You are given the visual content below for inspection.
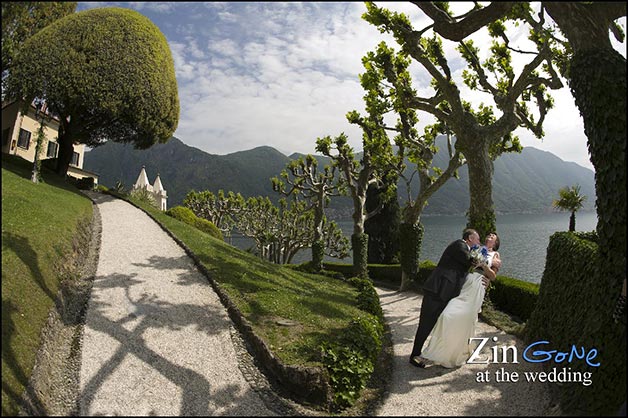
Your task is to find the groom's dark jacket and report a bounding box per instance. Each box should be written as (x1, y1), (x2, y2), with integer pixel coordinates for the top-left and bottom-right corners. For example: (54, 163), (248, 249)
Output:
(423, 239), (473, 302)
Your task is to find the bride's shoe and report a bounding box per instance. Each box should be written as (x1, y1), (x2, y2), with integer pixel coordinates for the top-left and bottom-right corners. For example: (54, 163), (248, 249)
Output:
(409, 356), (427, 368)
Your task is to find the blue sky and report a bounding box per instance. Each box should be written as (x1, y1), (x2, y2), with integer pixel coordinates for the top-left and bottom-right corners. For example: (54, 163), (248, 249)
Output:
(78, 2), (627, 170)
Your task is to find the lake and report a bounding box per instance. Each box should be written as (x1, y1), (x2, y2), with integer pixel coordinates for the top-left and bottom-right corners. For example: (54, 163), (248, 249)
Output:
(230, 211), (599, 284)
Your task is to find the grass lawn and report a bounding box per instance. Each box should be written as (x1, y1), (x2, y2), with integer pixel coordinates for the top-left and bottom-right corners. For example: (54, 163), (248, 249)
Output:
(1, 154), (93, 416)
(127, 196), (366, 367)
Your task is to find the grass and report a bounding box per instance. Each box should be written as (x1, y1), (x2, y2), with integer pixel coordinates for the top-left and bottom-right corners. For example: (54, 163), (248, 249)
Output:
(126, 195), (366, 367)
(1, 154), (93, 416)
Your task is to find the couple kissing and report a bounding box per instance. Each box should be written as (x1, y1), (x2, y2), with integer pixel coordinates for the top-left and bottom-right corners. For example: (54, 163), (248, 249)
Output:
(409, 228), (502, 369)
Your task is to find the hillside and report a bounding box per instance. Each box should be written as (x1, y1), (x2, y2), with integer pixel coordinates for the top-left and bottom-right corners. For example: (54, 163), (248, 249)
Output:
(83, 137), (596, 215)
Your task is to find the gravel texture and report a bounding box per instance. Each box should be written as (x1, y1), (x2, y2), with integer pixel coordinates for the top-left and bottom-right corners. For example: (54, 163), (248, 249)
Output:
(21, 191), (557, 416)
(78, 193), (277, 416)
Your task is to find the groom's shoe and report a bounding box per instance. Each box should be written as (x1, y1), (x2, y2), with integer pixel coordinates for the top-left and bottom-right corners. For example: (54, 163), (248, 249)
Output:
(409, 356), (427, 368)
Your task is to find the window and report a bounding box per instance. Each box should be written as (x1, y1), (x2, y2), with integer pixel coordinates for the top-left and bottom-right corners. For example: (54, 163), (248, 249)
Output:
(70, 151), (80, 167)
(46, 141), (59, 158)
(17, 129), (31, 149)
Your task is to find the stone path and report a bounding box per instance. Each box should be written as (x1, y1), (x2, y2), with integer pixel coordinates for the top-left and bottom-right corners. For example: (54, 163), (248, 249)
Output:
(79, 193), (275, 416)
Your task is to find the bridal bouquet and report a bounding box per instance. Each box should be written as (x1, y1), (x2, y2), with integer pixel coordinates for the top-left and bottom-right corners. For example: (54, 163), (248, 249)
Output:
(469, 245), (489, 268)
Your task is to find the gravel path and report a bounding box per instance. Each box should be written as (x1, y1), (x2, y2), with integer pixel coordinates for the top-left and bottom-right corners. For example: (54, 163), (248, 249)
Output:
(79, 194), (275, 416)
(373, 287), (553, 416)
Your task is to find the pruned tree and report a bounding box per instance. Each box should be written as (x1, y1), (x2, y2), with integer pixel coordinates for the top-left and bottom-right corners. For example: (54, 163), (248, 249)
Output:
(183, 189), (244, 241)
(6, 7), (179, 176)
(407, 0), (626, 282)
(221, 195), (349, 265)
(552, 184), (587, 232)
(1, 2), (76, 96)
(356, 41), (465, 290)
(237, 196), (281, 262)
(271, 155), (342, 272)
(363, 2), (564, 240)
(315, 131), (395, 278)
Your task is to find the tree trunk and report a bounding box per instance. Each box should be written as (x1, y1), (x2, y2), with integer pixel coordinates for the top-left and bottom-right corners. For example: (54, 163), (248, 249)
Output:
(569, 48), (626, 272)
(311, 203), (325, 272)
(463, 140), (496, 240)
(56, 134), (74, 177)
(399, 221), (423, 291)
(569, 212), (576, 232)
(351, 193), (369, 278)
(352, 233), (369, 278)
(542, 5), (626, 414)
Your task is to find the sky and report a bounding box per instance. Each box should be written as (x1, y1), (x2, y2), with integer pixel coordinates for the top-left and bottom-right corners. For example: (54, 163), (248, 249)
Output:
(78, 2), (627, 171)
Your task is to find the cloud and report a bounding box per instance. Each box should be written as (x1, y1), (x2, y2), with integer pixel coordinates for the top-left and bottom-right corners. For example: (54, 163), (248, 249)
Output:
(76, 2), (625, 171)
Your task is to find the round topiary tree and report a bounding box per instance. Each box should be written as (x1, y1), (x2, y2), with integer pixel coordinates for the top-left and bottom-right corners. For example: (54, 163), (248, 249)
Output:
(7, 7), (179, 176)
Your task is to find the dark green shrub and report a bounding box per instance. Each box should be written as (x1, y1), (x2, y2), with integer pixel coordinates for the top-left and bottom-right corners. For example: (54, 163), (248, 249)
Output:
(416, 260), (437, 286)
(489, 275), (539, 321)
(167, 206), (222, 240)
(96, 184), (109, 192)
(525, 232), (625, 415)
(346, 276), (383, 319)
(166, 206), (197, 223)
(320, 314), (384, 409)
(323, 262), (354, 278)
(399, 222), (423, 281)
(193, 217), (223, 240)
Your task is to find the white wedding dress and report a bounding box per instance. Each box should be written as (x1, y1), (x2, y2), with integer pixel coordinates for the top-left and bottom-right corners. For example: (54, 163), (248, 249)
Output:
(421, 252), (495, 368)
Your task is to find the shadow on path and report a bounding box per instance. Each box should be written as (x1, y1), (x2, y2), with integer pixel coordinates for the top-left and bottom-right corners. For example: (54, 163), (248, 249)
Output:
(375, 287), (551, 416)
(80, 256), (272, 415)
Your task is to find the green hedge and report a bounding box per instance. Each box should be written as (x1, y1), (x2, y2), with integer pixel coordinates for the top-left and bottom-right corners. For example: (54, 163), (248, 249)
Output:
(489, 275), (539, 321)
(323, 261), (539, 321)
(525, 231), (626, 415)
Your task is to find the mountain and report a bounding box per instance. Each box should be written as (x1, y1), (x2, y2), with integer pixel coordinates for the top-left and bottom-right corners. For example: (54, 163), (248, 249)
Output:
(83, 136), (596, 216)
(83, 137), (290, 208)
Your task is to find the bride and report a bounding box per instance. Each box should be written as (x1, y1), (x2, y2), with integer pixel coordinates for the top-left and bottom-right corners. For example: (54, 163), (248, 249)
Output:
(421, 232), (502, 368)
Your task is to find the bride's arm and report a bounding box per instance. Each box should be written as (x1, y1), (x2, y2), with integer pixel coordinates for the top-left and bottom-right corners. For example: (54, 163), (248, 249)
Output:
(477, 260), (497, 282)
(489, 252), (501, 277)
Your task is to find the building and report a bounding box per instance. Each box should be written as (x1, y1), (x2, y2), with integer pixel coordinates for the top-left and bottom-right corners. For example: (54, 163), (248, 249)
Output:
(132, 166), (168, 211)
(1, 99), (99, 185)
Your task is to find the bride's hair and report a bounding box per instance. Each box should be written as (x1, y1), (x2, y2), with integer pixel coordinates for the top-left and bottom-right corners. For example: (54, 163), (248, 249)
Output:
(488, 232), (500, 251)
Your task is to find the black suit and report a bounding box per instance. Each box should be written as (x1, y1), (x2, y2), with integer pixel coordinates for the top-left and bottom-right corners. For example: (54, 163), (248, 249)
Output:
(410, 239), (472, 358)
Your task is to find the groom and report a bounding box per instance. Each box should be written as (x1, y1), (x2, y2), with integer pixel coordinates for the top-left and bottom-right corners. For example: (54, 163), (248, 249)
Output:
(409, 228), (481, 368)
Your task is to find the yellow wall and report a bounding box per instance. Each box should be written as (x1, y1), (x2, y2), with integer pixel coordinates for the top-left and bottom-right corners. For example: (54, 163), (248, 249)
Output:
(1, 101), (85, 169)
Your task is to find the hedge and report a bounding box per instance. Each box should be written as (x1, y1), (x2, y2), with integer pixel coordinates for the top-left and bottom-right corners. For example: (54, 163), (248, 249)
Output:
(525, 231), (625, 415)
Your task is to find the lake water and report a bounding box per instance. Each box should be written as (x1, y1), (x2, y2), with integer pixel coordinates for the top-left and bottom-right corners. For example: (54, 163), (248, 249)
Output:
(230, 211), (598, 284)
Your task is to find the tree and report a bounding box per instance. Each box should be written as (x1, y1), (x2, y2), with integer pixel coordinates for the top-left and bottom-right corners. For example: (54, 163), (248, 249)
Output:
(363, 2), (564, 240)
(1, 2), (76, 96)
(244, 198), (349, 265)
(414, 2), (626, 414)
(552, 185), (587, 232)
(6, 7), (179, 177)
(365, 181), (400, 264)
(183, 189), (244, 241)
(272, 155), (342, 272)
(357, 42), (466, 290)
(316, 131), (395, 278)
